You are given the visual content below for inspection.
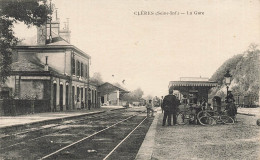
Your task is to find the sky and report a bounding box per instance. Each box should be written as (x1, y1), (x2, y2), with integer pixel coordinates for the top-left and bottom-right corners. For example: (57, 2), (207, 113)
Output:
(14, 0), (260, 97)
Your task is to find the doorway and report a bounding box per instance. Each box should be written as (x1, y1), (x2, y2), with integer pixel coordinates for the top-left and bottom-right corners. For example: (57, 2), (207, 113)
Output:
(53, 83), (57, 111)
(66, 85), (69, 110)
(101, 96), (104, 104)
(72, 86), (75, 109)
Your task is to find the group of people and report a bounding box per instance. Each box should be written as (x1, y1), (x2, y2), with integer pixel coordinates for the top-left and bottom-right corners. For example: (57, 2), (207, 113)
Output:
(161, 90), (180, 126)
(145, 90), (237, 126)
(76, 98), (92, 110)
(212, 93), (237, 119)
(145, 90), (180, 126)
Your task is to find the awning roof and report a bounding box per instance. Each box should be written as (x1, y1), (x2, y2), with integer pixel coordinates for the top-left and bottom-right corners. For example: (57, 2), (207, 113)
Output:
(169, 81), (218, 88)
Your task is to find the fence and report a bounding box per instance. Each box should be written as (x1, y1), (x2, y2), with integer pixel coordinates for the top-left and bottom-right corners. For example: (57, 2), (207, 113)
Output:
(234, 95), (259, 108)
(0, 99), (50, 116)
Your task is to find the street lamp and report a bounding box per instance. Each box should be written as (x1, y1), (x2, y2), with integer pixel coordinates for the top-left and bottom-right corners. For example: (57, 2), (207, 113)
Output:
(224, 70), (232, 97)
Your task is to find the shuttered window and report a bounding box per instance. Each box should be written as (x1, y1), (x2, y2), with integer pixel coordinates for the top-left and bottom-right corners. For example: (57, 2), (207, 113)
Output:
(81, 63), (83, 77)
(77, 60), (80, 76)
(85, 64), (88, 78)
(72, 57), (75, 75)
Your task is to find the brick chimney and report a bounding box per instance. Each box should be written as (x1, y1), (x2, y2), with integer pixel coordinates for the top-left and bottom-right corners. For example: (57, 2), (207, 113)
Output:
(59, 18), (71, 43)
(37, 23), (47, 45)
(37, 8), (60, 45)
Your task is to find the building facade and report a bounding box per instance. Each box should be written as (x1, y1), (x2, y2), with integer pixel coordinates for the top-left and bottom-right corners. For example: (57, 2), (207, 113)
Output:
(0, 15), (99, 115)
(99, 82), (128, 106)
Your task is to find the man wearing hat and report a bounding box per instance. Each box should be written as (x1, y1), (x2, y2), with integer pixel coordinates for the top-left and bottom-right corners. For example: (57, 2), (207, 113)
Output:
(146, 99), (154, 117)
(162, 90), (179, 126)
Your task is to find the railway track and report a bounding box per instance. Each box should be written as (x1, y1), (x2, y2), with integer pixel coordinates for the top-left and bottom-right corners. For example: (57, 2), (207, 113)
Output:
(0, 108), (153, 160)
(0, 110), (122, 137)
(0, 111), (124, 150)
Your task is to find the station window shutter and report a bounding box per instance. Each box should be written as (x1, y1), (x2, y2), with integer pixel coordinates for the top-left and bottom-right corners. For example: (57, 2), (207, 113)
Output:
(72, 58), (75, 75)
(77, 61), (80, 76)
(85, 64), (88, 78)
(81, 63), (83, 77)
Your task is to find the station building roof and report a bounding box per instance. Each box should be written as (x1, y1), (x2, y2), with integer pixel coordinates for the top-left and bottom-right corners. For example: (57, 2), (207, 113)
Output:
(15, 31), (91, 59)
(98, 82), (129, 96)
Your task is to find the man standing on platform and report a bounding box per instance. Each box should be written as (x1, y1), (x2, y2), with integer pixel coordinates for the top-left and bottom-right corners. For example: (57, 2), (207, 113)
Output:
(146, 100), (154, 117)
(162, 90), (178, 126)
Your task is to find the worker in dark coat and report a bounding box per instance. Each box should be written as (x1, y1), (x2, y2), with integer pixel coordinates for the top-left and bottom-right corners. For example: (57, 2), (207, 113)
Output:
(162, 90), (179, 126)
(225, 96), (237, 120)
(172, 95), (180, 124)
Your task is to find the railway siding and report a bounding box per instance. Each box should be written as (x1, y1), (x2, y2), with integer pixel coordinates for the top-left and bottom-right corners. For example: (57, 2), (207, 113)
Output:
(0, 107), (154, 160)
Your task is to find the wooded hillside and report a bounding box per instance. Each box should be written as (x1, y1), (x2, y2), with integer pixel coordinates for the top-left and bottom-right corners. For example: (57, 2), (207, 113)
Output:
(209, 44), (259, 101)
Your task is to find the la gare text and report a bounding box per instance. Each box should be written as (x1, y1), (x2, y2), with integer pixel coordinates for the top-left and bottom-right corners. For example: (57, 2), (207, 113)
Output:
(134, 11), (205, 16)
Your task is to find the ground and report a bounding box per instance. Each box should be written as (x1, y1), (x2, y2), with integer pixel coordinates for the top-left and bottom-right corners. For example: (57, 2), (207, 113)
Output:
(151, 113), (260, 160)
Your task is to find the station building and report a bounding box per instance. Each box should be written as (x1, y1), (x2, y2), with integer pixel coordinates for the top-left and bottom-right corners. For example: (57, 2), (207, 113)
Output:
(98, 82), (129, 106)
(0, 15), (99, 115)
(168, 77), (218, 104)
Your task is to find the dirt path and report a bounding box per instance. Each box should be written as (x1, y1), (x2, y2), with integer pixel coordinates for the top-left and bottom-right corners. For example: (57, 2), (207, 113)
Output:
(152, 114), (260, 160)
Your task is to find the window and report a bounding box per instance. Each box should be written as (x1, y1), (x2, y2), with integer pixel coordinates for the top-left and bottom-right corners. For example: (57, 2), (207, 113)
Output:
(77, 87), (80, 102)
(85, 64), (88, 78)
(72, 57), (75, 75)
(81, 88), (83, 101)
(81, 62), (83, 77)
(77, 60), (80, 76)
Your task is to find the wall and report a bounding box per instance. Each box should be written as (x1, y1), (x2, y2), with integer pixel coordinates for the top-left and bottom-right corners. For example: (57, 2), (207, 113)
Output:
(108, 92), (118, 105)
(20, 80), (45, 99)
(52, 77), (70, 111)
(108, 92), (117, 101)
(4, 76), (15, 94)
(72, 50), (89, 80)
(17, 51), (66, 74)
(65, 50), (71, 75)
(59, 31), (70, 43)
(12, 48), (92, 112)
(36, 52), (66, 73)
(88, 84), (98, 108)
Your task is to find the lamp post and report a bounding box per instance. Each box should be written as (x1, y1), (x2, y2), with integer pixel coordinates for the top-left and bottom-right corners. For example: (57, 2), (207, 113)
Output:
(224, 70), (232, 98)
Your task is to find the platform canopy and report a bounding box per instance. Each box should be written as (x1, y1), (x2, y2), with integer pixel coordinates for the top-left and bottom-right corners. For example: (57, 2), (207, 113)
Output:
(169, 81), (217, 88)
(168, 78), (218, 102)
(170, 80), (217, 93)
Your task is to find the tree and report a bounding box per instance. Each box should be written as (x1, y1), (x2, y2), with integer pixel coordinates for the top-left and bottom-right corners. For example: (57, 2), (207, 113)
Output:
(0, 0), (51, 83)
(121, 93), (135, 102)
(209, 43), (259, 101)
(132, 88), (144, 100)
(216, 90), (225, 101)
(90, 72), (104, 85)
(121, 87), (144, 102)
(144, 95), (153, 101)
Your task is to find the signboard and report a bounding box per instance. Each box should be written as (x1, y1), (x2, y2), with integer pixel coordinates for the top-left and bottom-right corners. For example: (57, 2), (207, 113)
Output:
(21, 76), (50, 80)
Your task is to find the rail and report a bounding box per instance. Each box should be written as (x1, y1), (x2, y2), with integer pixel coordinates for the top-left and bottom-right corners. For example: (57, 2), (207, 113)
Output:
(39, 113), (145, 160)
